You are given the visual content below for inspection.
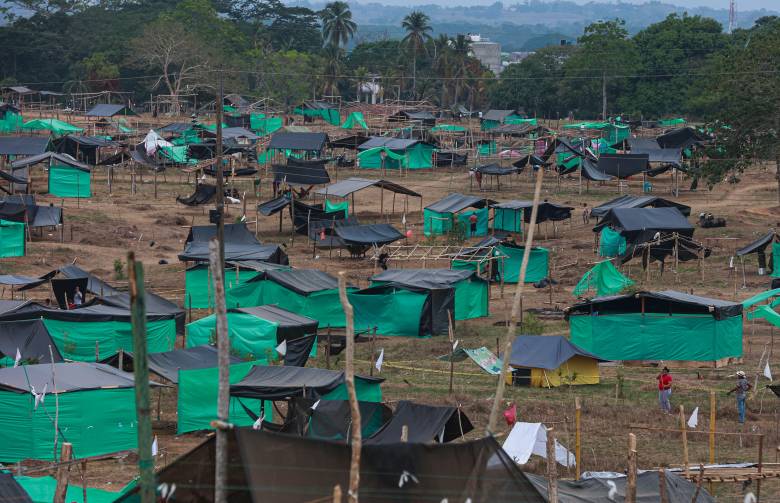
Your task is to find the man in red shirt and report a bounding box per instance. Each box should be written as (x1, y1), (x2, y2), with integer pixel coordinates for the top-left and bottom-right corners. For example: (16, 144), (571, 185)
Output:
(657, 367), (672, 413)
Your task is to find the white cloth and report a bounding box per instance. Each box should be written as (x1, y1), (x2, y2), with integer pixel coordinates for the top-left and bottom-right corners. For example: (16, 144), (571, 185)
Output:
(764, 362), (773, 381)
(143, 130), (172, 156)
(275, 339), (287, 357)
(13, 348), (21, 367)
(502, 422), (576, 468)
(375, 348), (384, 373)
(687, 407), (699, 429)
(151, 435), (158, 456)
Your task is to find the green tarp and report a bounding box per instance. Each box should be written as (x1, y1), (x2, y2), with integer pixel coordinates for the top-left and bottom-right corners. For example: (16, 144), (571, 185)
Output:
(497, 245), (549, 284)
(658, 118), (686, 126)
(573, 260), (634, 297)
(505, 117), (538, 126)
(747, 305), (780, 328)
(431, 124), (466, 132)
(358, 144), (434, 170)
(321, 377), (383, 402)
(0, 219), (25, 258)
(481, 120), (500, 131)
(599, 227), (626, 258)
(456, 207), (489, 238)
(570, 312), (743, 361)
(159, 145), (194, 164)
(453, 277), (489, 320)
(42, 318), (176, 361)
(170, 129), (201, 146)
(423, 208), (453, 236)
(478, 141), (497, 156)
(350, 289), (429, 337)
(48, 164), (90, 198)
(185, 265), (259, 309)
(187, 312), (279, 362)
(22, 119), (83, 136)
(773, 243), (780, 277)
(493, 207), (522, 233)
(0, 111), (23, 133)
(325, 199), (349, 218)
(0, 388), (137, 461)
(341, 112), (368, 130)
(16, 475), (127, 503)
(295, 107), (340, 126)
(742, 288), (780, 308)
(177, 361), (269, 434)
(251, 115), (283, 136)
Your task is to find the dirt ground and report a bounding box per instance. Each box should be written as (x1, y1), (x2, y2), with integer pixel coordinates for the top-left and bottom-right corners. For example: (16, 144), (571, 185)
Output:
(2, 120), (780, 501)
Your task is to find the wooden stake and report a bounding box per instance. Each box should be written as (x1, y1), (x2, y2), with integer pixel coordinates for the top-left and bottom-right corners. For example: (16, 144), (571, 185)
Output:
(338, 272), (361, 503)
(401, 425), (408, 442)
(658, 468), (668, 503)
(127, 254), (154, 503)
(332, 485), (342, 503)
(53, 442), (73, 503)
(709, 391), (716, 464)
(210, 238), (230, 503)
(679, 405), (689, 478)
(626, 433), (637, 503)
(692, 464), (705, 503)
(575, 397), (582, 480)
(546, 427), (558, 503)
(448, 310), (455, 395)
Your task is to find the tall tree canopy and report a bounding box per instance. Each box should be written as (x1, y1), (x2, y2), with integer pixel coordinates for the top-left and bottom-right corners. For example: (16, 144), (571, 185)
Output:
(319, 1), (357, 48)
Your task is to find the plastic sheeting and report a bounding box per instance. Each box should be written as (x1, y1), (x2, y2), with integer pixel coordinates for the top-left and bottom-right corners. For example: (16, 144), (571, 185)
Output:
(0, 319), (62, 363)
(341, 111), (368, 129)
(591, 195), (691, 219)
(15, 475), (125, 503)
(349, 286), (433, 337)
(599, 227), (627, 258)
(502, 422), (576, 467)
(497, 244), (549, 284)
(0, 219), (24, 257)
(48, 165), (90, 198)
(573, 260), (634, 297)
(365, 400), (473, 444)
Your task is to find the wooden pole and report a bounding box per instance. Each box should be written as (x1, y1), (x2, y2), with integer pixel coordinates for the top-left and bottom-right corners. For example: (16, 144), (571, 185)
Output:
(448, 310), (455, 395)
(709, 391), (716, 465)
(332, 485), (342, 503)
(679, 405), (689, 478)
(128, 253), (154, 503)
(486, 164), (544, 434)
(338, 272), (361, 503)
(575, 397), (582, 480)
(626, 433), (637, 503)
(692, 464), (705, 503)
(658, 468), (668, 503)
(758, 434), (764, 502)
(53, 442), (73, 503)
(210, 238), (230, 503)
(546, 427), (558, 503)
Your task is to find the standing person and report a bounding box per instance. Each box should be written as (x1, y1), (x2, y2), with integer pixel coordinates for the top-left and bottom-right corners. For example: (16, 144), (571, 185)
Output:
(73, 286), (83, 306)
(727, 370), (752, 424)
(657, 367), (672, 413)
(582, 203), (590, 224)
(469, 213), (478, 236)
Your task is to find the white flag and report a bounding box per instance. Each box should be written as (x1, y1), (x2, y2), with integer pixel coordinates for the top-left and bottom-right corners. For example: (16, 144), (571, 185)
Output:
(13, 348), (21, 367)
(275, 339), (287, 357)
(402, 214), (407, 226)
(311, 400), (320, 410)
(152, 435), (158, 457)
(252, 414), (265, 430)
(765, 362), (773, 381)
(33, 383), (47, 410)
(452, 340), (459, 351)
(687, 407), (699, 429)
(375, 348), (385, 373)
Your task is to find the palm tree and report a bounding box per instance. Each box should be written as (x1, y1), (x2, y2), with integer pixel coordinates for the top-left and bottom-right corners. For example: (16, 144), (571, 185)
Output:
(401, 10), (432, 99)
(320, 1), (357, 48)
(449, 34), (472, 107)
(322, 45), (344, 96)
(432, 34), (451, 106)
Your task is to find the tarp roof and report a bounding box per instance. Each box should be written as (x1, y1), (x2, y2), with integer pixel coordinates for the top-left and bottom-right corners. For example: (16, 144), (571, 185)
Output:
(372, 268), (478, 290)
(202, 127), (259, 141)
(737, 231), (777, 256)
(488, 123), (541, 136)
(257, 195), (290, 216)
(3, 86), (35, 94)
(57, 264), (118, 296)
(656, 127), (706, 149)
(390, 110), (437, 120)
(0, 196), (62, 228)
(265, 269), (339, 295)
(0, 302), (177, 323)
(473, 163), (520, 176)
(0, 362), (146, 394)
(426, 193), (490, 213)
(0, 300), (30, 317)
(482, 109), (515, 121)
(596, 207), (692, 234)
(156, 122), (192, 134)
(491, 200), (574, 223)
(0, 319), (62, 364)
(233, 305), (318, 331)
(0, 169), (27, 184)
(54, 135), (119, 148)
(84, 104), (136, 117)
(597, 153), (649, 179)
(581, 158), (613, 181)
(314, 177), (421, 198)
(0, 274), (46, 287)
(329, 134), (369, 150)
(569, 290), (742, 319)
(591, 195), (691, 218)
(365, 400), (473, 444)
(147, 345), (242, 383)
(179, 223), (288, 264)
(357, 136), (427, 151)
(230, 365), (382, 400)
(176, 183), (216, 206)
(0, 473), (32, 503)
(509, 335), (606, 370)
(272, 158), (330, 186)
(334, 223), (405, 247)
(628, 137), (682, 164)
(10, 151), (89, 170)
(268, 132), (328, 152)
(0, 136), (50, 156)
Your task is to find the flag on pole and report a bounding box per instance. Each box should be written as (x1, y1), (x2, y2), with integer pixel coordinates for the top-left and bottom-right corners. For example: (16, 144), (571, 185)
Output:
(13, 348), (21, 367)
(275, 339), (287, 357)
(765, 362), (773, 381)
(152, 436), (159, 457)
(687, 407), (699, 429)
(375, 348), (385, 373)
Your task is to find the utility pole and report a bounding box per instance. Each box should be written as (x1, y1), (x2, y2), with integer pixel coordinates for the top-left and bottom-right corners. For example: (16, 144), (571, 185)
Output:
(128, 253), (154, 503)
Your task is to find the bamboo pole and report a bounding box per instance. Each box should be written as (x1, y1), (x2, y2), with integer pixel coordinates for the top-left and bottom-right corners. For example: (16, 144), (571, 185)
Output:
(128, 253), (154, 503)
(448, 310), (455, 395)
(487, 166), (544, 434)
(709, 391), (716, 464)
(692, 464), (705, 502)
(546, 427), (558, 503)
(658, 469), (668, 503)
(338, 272), (361, 503)
(626, 433), (637, 503)
(53, 442), (73, 503)
(679, 405), (689, 478)
(575, 397), (582, 480)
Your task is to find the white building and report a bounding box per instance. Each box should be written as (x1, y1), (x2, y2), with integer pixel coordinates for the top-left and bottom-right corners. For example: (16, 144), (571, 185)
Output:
(468, 34), (502, 75)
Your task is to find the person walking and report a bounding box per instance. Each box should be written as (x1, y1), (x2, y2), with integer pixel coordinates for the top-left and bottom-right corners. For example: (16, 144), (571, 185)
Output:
(657, 367), (672, 413)
(727, 370), (752, 424)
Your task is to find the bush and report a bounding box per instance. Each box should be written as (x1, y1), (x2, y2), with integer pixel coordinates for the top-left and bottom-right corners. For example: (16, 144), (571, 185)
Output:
(114, 259), (125, 280)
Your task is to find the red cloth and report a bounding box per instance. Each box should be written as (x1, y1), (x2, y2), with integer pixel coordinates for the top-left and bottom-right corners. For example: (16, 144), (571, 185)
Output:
(503, 403), (517, 426)
(469, 214), (478, 224)
(657, 374), (672, 390)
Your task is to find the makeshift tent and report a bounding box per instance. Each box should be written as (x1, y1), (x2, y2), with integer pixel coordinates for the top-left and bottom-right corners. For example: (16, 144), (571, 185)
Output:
(481, 109), (518, 130)
(333, 223), (404, 249)
(187, 306), (317, 362)
(495, 243), (550, 283)
(176, 183), (216, 206)
(736, 231), (779, 275)
(568, 291), (743, 362)
(573, 260), (634, 297)
(357, 137), (435, 170)
(657, 127), (706, 149)
(53, 135), (119, 165)
(0, 363), (155, 461)
(272, 158), (330, 186)
(365, 400), (473, 444)
(298, 399), (393, 441)
(341, 111), (368, 129)
(179, 223), (288, 264)
(314, 177), (421, 200)
(294, 101), (340, 125)
(14, 474), (130, 503)
(591, 194), (691, 219)
(508, 336), (605, 387)
(599, 226), (627, 257)
(424, 193), (491, 237)
(267, 132), (328, 154)
(0, 219), (24, 257)
(184, 262), (278, 309)
(85, 104), (136, 117)
(627, 137), (683, 165)
(49, 161), (91, 198)
(0, 319), (62, 365)
(22, 119), (83, 136)
(371, 268), (488, 320)
(0, 195), (61, 229)
(596, 153), (650, 178)
(491, 200), (573, 233)
(595, 207), (694, 262)
(250, 114), (283, 136)
(0, 136), (50, 156)
(503, 422), (576, 467)
(230, 365), (383, 402)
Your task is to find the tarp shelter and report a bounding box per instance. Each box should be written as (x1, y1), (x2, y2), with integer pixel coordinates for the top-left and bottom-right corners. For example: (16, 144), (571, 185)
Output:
(333, 223), (405, 250)
(268, 132), (328, 155)
(0, 219), (24, 257)
(296, 399), (393, 441)
(591, 194), (691, 219)
(495, 242), (550, 284)
(573, 260), (634, 297)
(22, 119), (83, 136)
(0, 136), (50, 156)
(580, 158), (614, 181)
(491, 200), (573, 233)
(0, 362), (157, 461)
(596, 153), (650, 179)
(329, 133), (369, 150)
(314, 177), (421, 200)
(272, 158), (330, 186)
(187, 305), (318, 362)
(176, 183), (216, 206)
(502, 422), (576, 467)
(0, 473), (32, 503)
(184, 261), (288, 309)
(371, 268), (489, 320)
(250, 114), (283, 136)
(508, 335), (605, 387)
(0, 319), (62, 365)
(388, 110), (437, 126)
(48, 156), (90, 198)
(481, 109), (521, 130)
(527, 471), (715, 503)
(84, 104), (136, 117)
(737, 231), (779, 276)
(230, 365), (383, 402)
(657, 127), (706, 150)
(628, 137), (683, 165)
(357, 137), (435, 170)
(424, 193), (491, 237)
(341, 111), (368, 129)
(568, 291), (743, 362)
(53, 135), (119, 165)
(294, 101), (340, 126)
(0, 303), (177, 362)
(13, 474), (129, 503)
(364, 400), (473, 444)
(178, 223), (289, 264)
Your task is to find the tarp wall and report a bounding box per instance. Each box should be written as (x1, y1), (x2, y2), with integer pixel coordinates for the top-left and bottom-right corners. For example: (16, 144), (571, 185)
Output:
(599, 227), (627, 258)
(48, 165), (90, 198)
(187, 312), (278, 362)
(349, 289), (429, 337)
(185, 266), (258, 309)
(494, 207), (522, 233)
(423, 208), (453, 236)
(0, 219), (25, 257)
(498, 245), (549, 283)
(457, 208), (489, 238)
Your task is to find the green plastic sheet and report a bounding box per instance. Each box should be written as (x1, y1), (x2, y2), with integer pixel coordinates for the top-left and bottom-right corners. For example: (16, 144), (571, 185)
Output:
(431, 124), (466, 132)
(505, 117), (538, 126)
(497, 245), (549, 284)
(49, 165), (90, 198)
(16, 475), (126, 503)
(22, 119), (83, 135)
(186, 312), (279, 362)
(251, 115), (283, 136)
(481, 120), (500, 131)
(742, 288), (780, 308)
(423, 208), (453, 236)
(493, 207), (522, 233)
(177, 361), (270, 434)
(0, 111), (23, 133)
(478, 141), (497, 156)
(0, 219), (24, 257)
(773, 243), (780, 278)
(159, 145), (194, 164)
(456, 207), (489, 238)
(42, 318), (176, 361)
(599, 227), (626, 257)
(325, 199), (349, 218)
(452, 277), (489, 320)
(341, 112), (368, 130)
(0, 388), (137, 461)
(321, 377), (383, 402)
(570, 312), (743, 361)
(573, 260), (634, 297)
(185, 265), (259, 309)
(295, 107), (340, 126)
(747, 304), (780, 328)
(358, 144), (434, 170)
(350, 288), (429, 337)
(658, 118), (686, 126)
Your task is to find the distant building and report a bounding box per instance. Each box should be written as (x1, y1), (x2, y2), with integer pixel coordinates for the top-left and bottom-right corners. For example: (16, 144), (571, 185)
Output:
(468, 34), (502, 75)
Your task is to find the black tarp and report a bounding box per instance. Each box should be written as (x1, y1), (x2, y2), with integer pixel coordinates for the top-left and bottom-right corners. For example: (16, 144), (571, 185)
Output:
(329, 134), (369, 150)
(0, 137), (50, 156)
(513, 154), (547, 170)
(333, 223), (404, 247)
(657, 127), (706, 149)
(0, 302), (177, 324)
(30, 205), (61, 227)
(0, 169), (27, 185)
(10, 151), (88, 171)
(492, 200), (574, 224)
(0, 300), (31, 317)
(314, 177), (420, 198)
(482, 109), (516, 122)
(304, 399), (393, 440)
(230, 365), (383, 400)
(268, 132), (328, 152)
(597, 153), (650, 179)
(265, 269), (339, 295)
(179, 223), (289, 264)
(148, 345), (241, 383)
(581, 158), (613, 181)
(426, 193), (490, 214)
(0, 473), (33, 503)
(365, 400), (473, 444)
(372, 268), (477, 289)
(51, 277), (88, 309)
(283, 334), (317, 367)
(591, 195), (691, 218)
(0, 319), (62, 364)
(156, 122), (192, 135)
(0, 201), (26, 222)
(595, 207), (693, 241)
(257, 195), (290, 216)
(235, 429), (546, 503)
(234, 305), (318, 342)
(53, 136), (119, 165)
(202, 166), (257, 178)
(129, 143), (163, 172)
(509, 335), (606, 369)
(358, 137), (430, 151)
(435, 151), (468, 166)
(176, 184), (217, 206)
(0, 274), (47, 288)
(0, 362), (147, 393)
(737, 231), (777, 256)
(57, 264), (119, 296)
(628, 137), (682, 165)
(568, 290), (742, 320)
(273, 158), (330, 186)
(473, 163), (520, 176)
(354, 283), (452, 336)
(85, 104), (136, 117)
(291, 200), (351, 236)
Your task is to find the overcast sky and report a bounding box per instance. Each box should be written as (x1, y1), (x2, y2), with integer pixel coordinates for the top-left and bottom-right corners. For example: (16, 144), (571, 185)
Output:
(370, 0), (776, 11)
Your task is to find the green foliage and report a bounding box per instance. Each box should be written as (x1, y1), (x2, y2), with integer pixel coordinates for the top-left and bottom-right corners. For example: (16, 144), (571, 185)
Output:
(519, 312), (545, 335)
(113, 259), (124, 280)
(320, 1), (357, 48)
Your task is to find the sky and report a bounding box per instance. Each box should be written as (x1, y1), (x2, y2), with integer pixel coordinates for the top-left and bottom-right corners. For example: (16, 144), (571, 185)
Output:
(370, 0), (776, 10)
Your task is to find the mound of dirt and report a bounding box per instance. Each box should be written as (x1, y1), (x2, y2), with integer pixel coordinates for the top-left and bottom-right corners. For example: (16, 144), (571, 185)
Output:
(155, 215), (188, 226)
